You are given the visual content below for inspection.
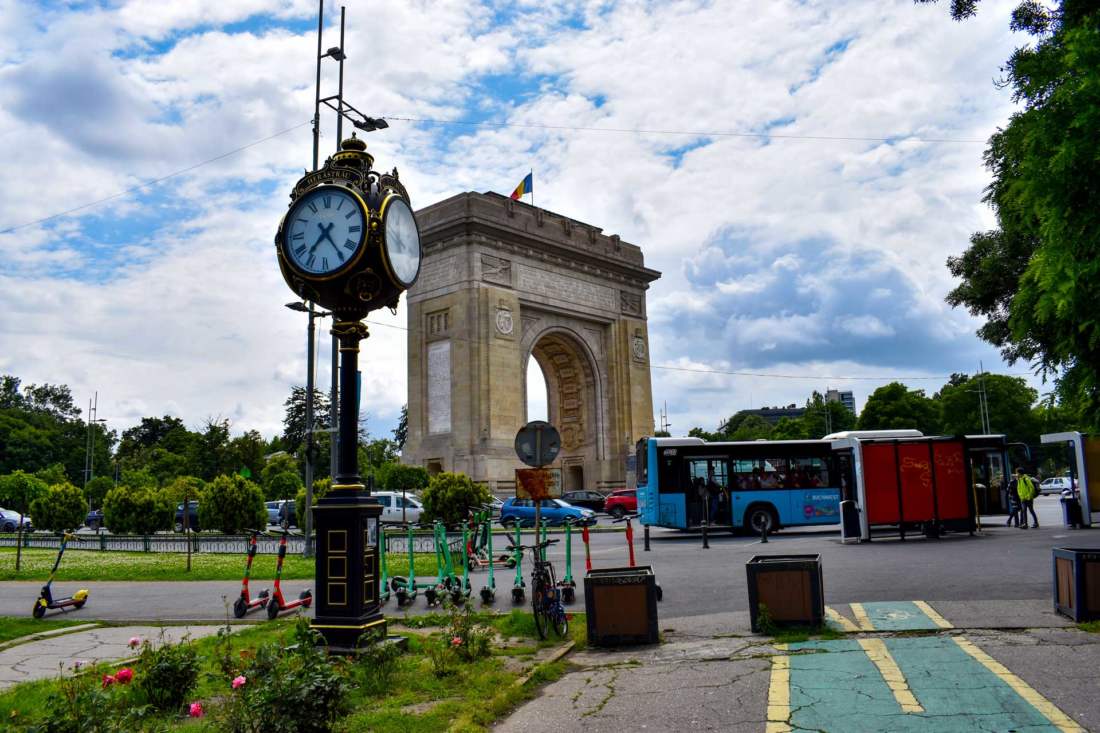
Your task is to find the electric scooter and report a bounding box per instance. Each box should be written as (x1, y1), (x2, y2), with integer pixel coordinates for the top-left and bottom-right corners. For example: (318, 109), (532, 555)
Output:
(378, 523), (391, 604)
(479, 509), (497, 604)
(391, 522), (436, 606)
(452, 522), (473, 605)
(613, 513), (662, 601)
(558, 517), (578, 603)
(33, 532), (89, 618)
(233, 530), (270, 618)
(510, 523), (526, 603)
(266, 528), (312, 619)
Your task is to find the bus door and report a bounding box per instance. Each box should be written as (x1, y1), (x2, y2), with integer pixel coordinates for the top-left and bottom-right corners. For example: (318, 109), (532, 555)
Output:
(684, 457), (728, 526)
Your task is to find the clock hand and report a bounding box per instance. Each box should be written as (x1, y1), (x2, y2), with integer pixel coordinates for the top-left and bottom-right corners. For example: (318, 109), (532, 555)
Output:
(320, 222), (337, 247)
(309, 222), (335, 254)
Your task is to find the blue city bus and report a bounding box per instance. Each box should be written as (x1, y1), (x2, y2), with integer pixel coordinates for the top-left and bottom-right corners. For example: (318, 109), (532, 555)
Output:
(635, 437), (852, 532)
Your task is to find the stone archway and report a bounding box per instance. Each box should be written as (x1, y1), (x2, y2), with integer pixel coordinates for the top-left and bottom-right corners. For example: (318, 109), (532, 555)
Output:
(403, 191), (660, 493)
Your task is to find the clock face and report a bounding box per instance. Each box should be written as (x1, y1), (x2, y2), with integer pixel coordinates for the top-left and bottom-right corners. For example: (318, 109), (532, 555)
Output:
(381, 196), (421, 286)
(283, 187), (365, 276)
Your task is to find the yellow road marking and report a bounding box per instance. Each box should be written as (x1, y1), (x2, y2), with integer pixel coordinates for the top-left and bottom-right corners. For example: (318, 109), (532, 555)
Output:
(766, 643), (792, 733)
(825, 605), (859, 632)
(850, 602), (874, 631)
(913, 600), (953, 629)
(952, 637), (1085, 733)
(858, 638), (924, 713)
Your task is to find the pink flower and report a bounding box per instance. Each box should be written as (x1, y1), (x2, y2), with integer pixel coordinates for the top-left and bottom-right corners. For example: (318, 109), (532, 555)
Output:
(71, 660), (85, 671)
(102, 674), (116, 688)
(232, 675), (247, 689)
(450, 636), (462, 647)
(128, 636), (141, 649)
(115, 668), (133, 684)
(189, 702), (204, 718)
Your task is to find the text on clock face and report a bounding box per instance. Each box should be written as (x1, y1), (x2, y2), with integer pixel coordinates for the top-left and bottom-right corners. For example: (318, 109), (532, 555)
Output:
(287, 188), (364, 274)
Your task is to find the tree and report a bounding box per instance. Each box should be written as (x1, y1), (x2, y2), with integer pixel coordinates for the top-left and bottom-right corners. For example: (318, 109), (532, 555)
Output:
(281, 386), (332, 457)
(379, 463), (430, 494)
(228, 430), (267, 482)
(30, 482), (87, 533)
(729, 415), (773, 441)
(35, 463), (68, 487)
(420, 472), (490, 527)
(120, 468), (158, 490)
(266, 471), (303, 501)
(393, 404), (408, 450)
(295, 476), (331, 524)
(162, 476), (205, 505)
(858, 383), (941, 435)
(102, 484), (172, 535)
(801, 393), (857, 439)
(84, 475), (114, 510)
(920, 0), (1100, 429)
(771, 417), (809, 440)
(937, 373), (1039, 442)
(261, 453), (300, 489)
(199, 475), (266, 534)
(0, 470), (47, 570)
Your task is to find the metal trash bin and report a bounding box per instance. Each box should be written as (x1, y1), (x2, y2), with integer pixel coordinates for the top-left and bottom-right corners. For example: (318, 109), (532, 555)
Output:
(840, 500), (860, 544)
(746, 554), (824, 633)
(1061, 493), (1084, 529)
(1053, 547), (1100, 621)
(584, 566), (659, 646)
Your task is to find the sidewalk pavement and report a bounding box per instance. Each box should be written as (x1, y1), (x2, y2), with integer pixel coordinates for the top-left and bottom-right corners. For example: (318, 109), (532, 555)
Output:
(0, 625), (225, 691)
(498, 599), (1100, 733)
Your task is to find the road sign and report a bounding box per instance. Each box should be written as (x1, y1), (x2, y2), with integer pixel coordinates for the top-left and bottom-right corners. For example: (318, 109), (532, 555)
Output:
(514, 421), (561, 468)
(515, 468), (563, 501)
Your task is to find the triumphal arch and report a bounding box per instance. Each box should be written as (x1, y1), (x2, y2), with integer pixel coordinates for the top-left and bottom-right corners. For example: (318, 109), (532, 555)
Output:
(402, 192), (660, 493)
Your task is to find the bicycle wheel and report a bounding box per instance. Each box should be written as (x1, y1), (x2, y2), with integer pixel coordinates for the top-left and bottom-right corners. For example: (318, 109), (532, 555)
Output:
(532, 591), (548, 639)
(552, 603), (569, 638)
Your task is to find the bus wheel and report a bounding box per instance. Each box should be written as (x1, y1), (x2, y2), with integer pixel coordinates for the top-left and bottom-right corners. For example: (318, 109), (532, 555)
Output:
(745, 506), (776, 535)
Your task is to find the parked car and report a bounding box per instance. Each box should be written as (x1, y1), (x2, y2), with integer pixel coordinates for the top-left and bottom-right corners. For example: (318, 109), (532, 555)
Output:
(175, 501), (200, 532)
(603, 489), (637, 518)
(85, 510), (105, 531)
(499, 498), (596, 527)
(561, 490), (607, 512)
(374, 491), (423, 524)
(487, 495), (505, 517)
(1040, 476), (1075, 496)
(265, 501), (282, 526)
(0, 508), (32, 533)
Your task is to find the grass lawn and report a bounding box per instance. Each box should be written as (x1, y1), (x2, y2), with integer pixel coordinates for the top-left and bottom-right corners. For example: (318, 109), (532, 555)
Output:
(0, 548), (437, 582)
(0, 608), (582, 732)
(0, 616), (94, 646)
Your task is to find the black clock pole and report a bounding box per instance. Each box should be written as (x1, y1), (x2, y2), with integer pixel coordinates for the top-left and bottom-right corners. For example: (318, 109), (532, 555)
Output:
(310, 318), (385, 650)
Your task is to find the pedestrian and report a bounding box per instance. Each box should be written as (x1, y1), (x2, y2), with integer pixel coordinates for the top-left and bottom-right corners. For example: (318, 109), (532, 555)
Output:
(1015, 468), (1039, 529)
(1005, 474), (1021, 528)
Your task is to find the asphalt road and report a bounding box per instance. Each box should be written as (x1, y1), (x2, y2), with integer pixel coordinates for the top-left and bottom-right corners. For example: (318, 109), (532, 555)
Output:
(1, 496), (1091, 622)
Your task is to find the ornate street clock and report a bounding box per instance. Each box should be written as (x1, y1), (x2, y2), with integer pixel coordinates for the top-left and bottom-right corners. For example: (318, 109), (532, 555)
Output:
(275, 134), (420, 651)
(276, 134), (421, 320)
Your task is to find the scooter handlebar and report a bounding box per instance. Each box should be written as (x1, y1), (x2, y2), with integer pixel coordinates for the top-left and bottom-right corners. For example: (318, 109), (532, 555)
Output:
(611, 514), (638, 524)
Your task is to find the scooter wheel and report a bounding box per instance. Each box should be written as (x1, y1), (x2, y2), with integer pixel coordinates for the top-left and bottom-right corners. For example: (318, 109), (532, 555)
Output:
(451, 590), (464, 606)
(73, 599), (87, 610)
(32, 601), (45, 619)
(480, 587), (495, 605)
(390, 576), (407, 593)
(562, 587), (575, 604)
(424, 588), (438, 607)
(512, 588), (525, 604)
(395, 590), (408, 607)
(233, 597), (248, 619)
(299, 590), (312, 606)
(267, 599), (280, 620)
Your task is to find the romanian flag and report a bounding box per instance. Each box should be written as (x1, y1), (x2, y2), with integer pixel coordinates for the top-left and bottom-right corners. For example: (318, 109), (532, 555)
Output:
(510, 172), (533, 200)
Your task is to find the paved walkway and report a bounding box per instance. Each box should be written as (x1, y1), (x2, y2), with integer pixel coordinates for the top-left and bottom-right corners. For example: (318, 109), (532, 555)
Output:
(0, 624), (225, 691)
(498, 599), (1099, 733)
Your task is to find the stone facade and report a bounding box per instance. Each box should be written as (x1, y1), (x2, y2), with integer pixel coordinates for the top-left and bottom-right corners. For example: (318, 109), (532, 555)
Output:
(404, 192), (660, 493)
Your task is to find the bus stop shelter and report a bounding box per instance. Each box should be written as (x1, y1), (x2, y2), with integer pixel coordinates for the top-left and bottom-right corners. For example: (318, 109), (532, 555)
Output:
(1040, 431), (1099, 528)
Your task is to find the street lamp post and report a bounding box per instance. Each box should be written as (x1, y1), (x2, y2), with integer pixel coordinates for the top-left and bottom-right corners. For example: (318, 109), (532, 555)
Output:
(286, 300), (331, 558)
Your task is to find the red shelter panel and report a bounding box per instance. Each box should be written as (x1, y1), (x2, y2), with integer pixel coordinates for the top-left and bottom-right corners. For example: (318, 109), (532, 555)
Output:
(861, 443), (900, 525)
(933, 441), (969, 520)
(898, 443), (934, 523)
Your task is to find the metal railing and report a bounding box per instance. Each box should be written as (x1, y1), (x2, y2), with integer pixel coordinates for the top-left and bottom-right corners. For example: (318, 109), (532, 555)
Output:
(0, 531), (461, 555)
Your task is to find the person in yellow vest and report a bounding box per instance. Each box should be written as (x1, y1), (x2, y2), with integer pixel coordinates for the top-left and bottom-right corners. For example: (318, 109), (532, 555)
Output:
(1013, 468), (1039, 529)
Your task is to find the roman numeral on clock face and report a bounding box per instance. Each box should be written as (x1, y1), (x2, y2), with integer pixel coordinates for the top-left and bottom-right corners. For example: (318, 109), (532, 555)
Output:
(322, 256), (329, 270)
(307, 202), (318, 214)
(323, 196), (331, 209)
(306, 254), (316, 268)
(291, 231), (304, 240)
(345, 210), (356, 220)
(344, 239), (357, 250)
(348, 225), (360, 233)
(294, 245), (307, 256)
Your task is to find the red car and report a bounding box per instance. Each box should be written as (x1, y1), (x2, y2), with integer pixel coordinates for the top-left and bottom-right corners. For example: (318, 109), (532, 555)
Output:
(604, 489), (637, 518)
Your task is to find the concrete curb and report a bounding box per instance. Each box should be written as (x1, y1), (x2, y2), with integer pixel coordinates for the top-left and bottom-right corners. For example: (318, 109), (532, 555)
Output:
(514, 640), (576, 687)
(0, 622), (101, 652)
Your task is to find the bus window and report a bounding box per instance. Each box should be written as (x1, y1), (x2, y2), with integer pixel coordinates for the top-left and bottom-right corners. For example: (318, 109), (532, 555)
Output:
(636, 440), (649, 486)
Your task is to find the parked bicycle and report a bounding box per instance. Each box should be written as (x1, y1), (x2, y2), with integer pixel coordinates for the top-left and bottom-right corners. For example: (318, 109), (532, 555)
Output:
(508, 537), (568, 639)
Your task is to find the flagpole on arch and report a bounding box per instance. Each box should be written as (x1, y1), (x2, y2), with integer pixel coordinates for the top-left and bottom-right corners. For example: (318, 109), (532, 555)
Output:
(529, 169), (534, 207)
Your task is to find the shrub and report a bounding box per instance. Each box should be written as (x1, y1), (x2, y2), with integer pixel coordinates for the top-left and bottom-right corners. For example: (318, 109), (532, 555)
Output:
(134, 637), (201, 713)
(83, 476), (114, 511)
(443, 598), (493, 662)
(354, 631), (404, 693)
(421, 472), (491, 527)
(33, 665), (154, 733)
(119, 468), (158, 490)
(30, 482), (87, 533)
(102, 485), (172, 535)
(294, 476), (331, 522)
(161, 475), (205, 505)
(0, 470), (47, 523)
(199, 475), (266, 534)
(265, 471), (302, 501)
(217, 619), (351, 733)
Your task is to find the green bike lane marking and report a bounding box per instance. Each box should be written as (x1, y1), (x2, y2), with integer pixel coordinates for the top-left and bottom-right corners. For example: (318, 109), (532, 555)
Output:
(774, 636), (1082, 733)
(849, 601), (949, 631)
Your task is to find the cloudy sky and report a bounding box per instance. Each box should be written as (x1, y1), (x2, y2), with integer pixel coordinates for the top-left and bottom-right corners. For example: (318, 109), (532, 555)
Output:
(0, 0), (1035, 442)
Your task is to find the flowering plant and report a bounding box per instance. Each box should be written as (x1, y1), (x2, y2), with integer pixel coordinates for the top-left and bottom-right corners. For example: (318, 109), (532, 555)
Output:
(189, 701), (205, 718)
(232, 675), (247, 689)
